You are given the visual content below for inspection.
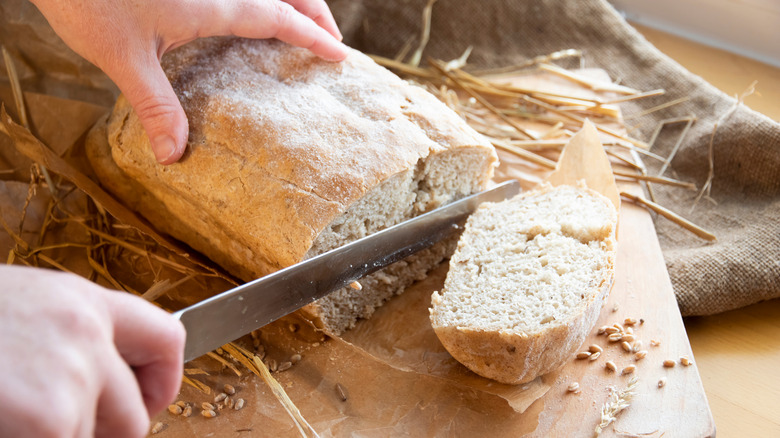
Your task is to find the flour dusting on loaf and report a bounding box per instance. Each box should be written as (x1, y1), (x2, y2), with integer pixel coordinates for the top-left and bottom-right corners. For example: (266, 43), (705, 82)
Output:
(86, 37), (497, 334)
(430, 183), (617, 384)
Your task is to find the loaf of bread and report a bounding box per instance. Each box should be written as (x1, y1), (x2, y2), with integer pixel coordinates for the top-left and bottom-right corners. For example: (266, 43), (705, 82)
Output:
(86, 37), (497, 334)
(429, 183), (617, 384)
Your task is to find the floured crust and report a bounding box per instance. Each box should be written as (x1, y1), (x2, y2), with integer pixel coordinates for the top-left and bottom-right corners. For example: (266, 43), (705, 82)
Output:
(430, 184), (617, 384)
(101, 37), (495, 279)
(87, 37), (497, 332)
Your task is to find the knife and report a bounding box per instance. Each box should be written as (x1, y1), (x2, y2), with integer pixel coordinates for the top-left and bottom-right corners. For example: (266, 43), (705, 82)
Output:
(173, 179), (521, 361)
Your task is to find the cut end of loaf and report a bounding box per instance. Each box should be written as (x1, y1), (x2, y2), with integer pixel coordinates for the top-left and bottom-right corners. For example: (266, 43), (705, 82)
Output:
(306, 147), (495, 334)
(430, 183), (617, 384)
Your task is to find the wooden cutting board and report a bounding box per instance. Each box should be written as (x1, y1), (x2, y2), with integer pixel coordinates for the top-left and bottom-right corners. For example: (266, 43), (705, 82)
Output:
(492, 72), (716, 437)
(521, 180), (715, 437)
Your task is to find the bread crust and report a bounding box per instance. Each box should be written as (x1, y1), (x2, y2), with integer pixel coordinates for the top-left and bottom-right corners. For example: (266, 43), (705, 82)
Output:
(431, 277), (613, 385)
(430, 184), (617, 384)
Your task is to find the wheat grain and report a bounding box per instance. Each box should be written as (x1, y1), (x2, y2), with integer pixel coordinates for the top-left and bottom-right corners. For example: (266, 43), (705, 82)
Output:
(576, 351), (592, 360)
(201, 409), (217, 418)
(151, 422), (165, 434)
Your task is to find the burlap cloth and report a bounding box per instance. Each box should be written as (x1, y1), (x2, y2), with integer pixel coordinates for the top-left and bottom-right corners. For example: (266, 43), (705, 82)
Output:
(1, 0), (778, 315)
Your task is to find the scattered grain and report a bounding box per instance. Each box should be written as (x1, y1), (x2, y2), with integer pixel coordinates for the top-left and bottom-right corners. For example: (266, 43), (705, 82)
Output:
(658, 377), (667, 388)
(589, 351), (601, 361)
(201, 402), (215, 411)
(624, 318), (638, 326)
(182, 406), (192, 417)
(605, 327), (620, 335)
(680, 356), (692, 366)
(622, 365), (636, 375)
(624, 327), (634, 335)
(312, 342), (321, 347)
(663, 359), (676, 368)
(632, 341), (643, 353)
(336, 383), (348, 402)
(613, 323), (624, 332)
(288, 323), (299, 333)
(621, 334), (635, 343)
(612, 304), (619, 312)
(597, 326), (609, 335)
(201, 409), (217, 418)
(567, 382), (580, 392)
(151, 422), (165, 434)
(168, 404), (183, 415)
(234, 398), (245, 411)
(621, 341), (632, 352)
(605, 361), (617, 372)
(278, 361), (292, 372)
(634, 350), (648, 361)
(349, 281), (362, 290)
(224, 384), (236, 395)
(267, 359), (278, 372)
(290, 354), (302, 364)
(175, 401), (187, 408)
(589, 345), (603, 354)
(608, 333), (623, 342)
(214, 392), (228, 403)
(226, 398), (235, 409)
(650, 339), (661, 347)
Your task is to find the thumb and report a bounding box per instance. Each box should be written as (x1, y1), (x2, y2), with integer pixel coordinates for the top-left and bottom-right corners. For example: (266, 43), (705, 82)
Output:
(110, 56), (189, 165)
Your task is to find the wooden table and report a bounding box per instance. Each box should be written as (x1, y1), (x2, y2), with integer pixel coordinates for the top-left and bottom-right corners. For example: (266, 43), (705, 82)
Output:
(632, 23), (780, 438)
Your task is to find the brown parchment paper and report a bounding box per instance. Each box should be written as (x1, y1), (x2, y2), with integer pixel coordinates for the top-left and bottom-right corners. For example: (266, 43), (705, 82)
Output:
(1, 64), (621, 437)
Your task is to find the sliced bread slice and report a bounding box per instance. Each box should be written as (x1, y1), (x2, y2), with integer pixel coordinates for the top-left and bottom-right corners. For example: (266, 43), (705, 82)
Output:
(429, 183), (617, 384)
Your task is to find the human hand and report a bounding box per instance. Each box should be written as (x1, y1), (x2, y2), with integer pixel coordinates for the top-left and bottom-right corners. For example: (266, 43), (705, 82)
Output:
(0, 265), (185, 437)
(29, 0), (348, 164)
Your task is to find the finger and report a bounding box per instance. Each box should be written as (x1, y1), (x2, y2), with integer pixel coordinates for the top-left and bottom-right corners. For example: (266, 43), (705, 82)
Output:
(282, 0), (343, 41)
(94, 352), (150, 438)
(200, 0), (348, 61)
(105, 54), (189, 164)
(104, 291), (185, 416)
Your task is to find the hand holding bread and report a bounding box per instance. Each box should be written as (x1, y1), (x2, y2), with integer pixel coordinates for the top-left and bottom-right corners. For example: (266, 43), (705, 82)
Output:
(29, 0), (348, 164)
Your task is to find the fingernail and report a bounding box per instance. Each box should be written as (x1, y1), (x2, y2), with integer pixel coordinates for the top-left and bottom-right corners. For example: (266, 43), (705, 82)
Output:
(325, 42), (349, 62)
(336, 28), (344, 42)
(152, 136), (177, 164)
